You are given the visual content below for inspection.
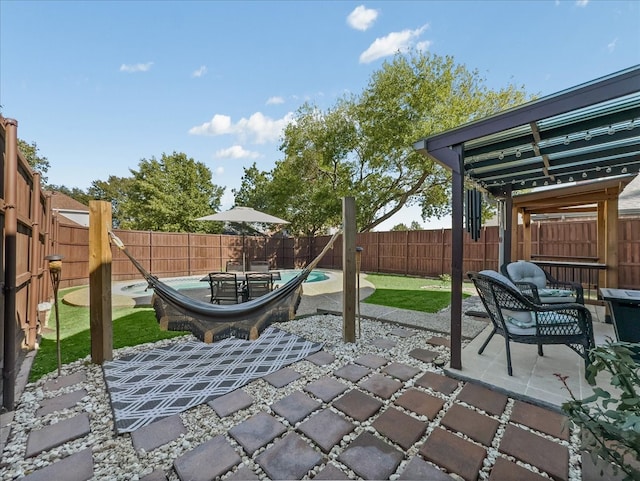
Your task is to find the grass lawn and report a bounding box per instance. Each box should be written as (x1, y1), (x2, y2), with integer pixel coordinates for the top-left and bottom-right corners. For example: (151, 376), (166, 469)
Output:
(30, 273), (468, 381)
(363, 273), (470, 313)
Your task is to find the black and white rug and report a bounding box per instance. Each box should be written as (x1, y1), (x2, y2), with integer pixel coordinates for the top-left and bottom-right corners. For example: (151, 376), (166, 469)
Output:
(102, 326), (323, 433)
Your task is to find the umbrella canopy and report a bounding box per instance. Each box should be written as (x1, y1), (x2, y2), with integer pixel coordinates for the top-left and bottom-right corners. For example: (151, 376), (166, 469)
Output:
(196, 206), (289, 224)
(196, 207), (289, 272)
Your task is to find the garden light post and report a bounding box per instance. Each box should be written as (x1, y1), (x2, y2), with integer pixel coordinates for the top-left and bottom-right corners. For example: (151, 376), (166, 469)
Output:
(45, 254), (63, 377)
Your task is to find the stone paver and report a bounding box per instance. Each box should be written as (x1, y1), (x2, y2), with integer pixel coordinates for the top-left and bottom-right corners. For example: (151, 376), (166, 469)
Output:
(488, 457), (549, 481)
(354, 353), (389, 369)
(332, 389), (383, 421)
(415, 371), (459, 395)
(263, 367), (301, 387)
(510, 400), (570, 440)
(312, 463), (350, 480)
(305, 351), (335, 366)
(304, 377), (348, 402)
(22, 448), (93, 481)
(228, 412), (287, 455)
(140, 470), (167, 481)
(271, 391), (321, 424)
(338, 432), (404, 480)
(398, 457), (455, 480)
(499, 425), (569, 481)
(389, 328), (414, 338)
(419, 428), (486, 481)
(358, 373), (402, 399)
(371, 338), (397, 349)
(441, 404), (499, 446)
(457, 382), (508, 416)
(225, 466), (260, 480)
(131, 414), (187, 452)
(297, 408), (355, 453)
(173, 435), (240, 481)
(372, 407), (427, 450)
(208, 389), (253, 417)
(427, 336), (451, 348)
(333, 364), (371, 382)
(36, 388), (88, 417)
(42, 372), (86, 392)
(395, 388), (445, 419)
(409, 348), (439, 363)
(256, 432), (322, 480)
(25, 413), (91, 458)
(382, 362), (420, 381)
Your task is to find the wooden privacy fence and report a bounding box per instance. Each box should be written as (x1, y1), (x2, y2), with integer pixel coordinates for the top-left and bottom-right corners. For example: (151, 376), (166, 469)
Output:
(1, 117), (53, 410)
(55, 218), (640, 290)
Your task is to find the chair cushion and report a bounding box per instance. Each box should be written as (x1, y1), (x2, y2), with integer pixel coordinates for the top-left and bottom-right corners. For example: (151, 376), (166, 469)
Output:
(506, 261), (547, 289)
(479, 270), (532, 326)
(504, 311), (581, 335)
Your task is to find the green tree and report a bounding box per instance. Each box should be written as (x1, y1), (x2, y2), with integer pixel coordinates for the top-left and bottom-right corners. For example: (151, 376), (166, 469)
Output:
(236, 49), (530, 234)
(86, 176), (134, 228)
(391, 223), (409, 231)
(18, 139), (50, 184)
(46, 184), (92, 205)
(118, 152), (224, 233)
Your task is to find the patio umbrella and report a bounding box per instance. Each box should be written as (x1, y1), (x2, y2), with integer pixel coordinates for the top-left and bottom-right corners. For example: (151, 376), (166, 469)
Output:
(196, 206), (289, 271)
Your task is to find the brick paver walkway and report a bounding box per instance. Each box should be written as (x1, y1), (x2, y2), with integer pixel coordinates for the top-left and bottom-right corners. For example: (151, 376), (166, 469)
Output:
(14, 325), (599, 481)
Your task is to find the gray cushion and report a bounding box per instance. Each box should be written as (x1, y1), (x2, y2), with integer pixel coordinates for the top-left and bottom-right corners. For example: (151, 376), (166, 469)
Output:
(506, 261), (547, 289)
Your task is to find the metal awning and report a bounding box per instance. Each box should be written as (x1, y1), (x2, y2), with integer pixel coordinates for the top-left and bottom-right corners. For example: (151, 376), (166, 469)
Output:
(414, 65), (640, 196)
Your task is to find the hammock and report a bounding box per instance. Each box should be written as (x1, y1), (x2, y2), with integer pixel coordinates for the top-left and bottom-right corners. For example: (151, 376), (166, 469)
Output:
(109, 231), (341, 343)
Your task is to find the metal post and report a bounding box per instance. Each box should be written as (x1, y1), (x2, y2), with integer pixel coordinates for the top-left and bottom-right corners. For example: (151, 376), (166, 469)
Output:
(45, 254), (63, 377)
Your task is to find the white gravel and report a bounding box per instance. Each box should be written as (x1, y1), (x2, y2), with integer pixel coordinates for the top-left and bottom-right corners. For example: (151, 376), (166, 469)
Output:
(1, 314), (582, 481)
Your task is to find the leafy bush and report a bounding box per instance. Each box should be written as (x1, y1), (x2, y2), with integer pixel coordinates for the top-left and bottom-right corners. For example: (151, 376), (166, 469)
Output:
(558, 342), (640, 480)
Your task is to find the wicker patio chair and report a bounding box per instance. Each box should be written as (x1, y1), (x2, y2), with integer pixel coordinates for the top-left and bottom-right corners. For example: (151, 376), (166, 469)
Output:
(501, 260), (584, 305)
(468, 270), (595, 377)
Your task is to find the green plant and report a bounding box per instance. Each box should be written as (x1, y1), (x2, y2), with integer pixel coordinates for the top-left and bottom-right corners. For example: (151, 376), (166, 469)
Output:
(438, 273), (452, 286)
(557, 342), (640, 481)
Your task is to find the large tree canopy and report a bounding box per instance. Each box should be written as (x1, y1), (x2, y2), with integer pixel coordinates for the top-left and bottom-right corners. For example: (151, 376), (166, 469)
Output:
(18, 139), (50, 184)
(118, 152), (224, 233)
(235, 50), (531, 234)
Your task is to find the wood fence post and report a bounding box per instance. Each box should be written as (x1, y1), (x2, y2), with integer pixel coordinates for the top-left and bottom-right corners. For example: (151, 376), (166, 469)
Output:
(89, 200), (113, 363)
(342, 197), (356, 343)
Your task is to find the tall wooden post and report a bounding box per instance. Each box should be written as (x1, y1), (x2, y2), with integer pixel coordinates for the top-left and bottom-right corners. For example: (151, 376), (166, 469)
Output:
(89, 200), (113, 363)
(342, 197), (356, 343)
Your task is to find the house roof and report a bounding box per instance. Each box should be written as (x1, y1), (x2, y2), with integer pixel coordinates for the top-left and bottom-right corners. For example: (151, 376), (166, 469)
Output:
(48, 191), (89, 211)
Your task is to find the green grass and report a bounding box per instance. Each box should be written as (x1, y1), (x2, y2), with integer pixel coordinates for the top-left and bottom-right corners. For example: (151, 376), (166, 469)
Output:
(30, 273), (467, 381)
(363, 273), (470, 313)
(30, 290), (185, 382)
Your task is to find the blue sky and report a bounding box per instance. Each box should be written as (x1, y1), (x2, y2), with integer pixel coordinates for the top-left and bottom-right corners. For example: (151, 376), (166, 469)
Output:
(1, 1), (639, 230)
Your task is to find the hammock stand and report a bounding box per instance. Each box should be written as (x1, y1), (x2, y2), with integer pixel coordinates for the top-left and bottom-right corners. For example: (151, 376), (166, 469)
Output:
(109, 231), (340, 343)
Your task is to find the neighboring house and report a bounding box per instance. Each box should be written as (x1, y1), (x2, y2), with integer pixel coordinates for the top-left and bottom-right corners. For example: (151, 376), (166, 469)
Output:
(48, 191), (90, 227)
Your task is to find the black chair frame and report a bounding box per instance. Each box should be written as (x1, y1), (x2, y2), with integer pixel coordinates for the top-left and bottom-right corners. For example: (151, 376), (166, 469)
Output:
(208, 272), (242, 304)
(468, 271), (595, 377)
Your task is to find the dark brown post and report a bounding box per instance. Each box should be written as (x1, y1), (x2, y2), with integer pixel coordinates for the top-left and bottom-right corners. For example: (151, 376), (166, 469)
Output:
(89, 200), (113, 363)
(342, 197), (356, 343)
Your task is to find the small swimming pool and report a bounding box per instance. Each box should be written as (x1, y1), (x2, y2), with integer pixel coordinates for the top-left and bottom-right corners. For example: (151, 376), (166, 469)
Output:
(118, 269), (330, 297)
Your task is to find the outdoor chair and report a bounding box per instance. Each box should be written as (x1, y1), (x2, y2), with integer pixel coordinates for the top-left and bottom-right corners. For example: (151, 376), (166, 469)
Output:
(468, 270), (595, 377)
(208, 272), (242, 304)
(226, 260), (244, 272)
(502, 260), (584, 305)
(244, 272), (274, 301)
(249, 261), (270, 272)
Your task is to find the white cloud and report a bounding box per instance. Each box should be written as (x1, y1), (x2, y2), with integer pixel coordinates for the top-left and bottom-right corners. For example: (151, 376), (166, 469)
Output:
(192, 65), (207, 77)
(214, 145), (261, 159)
(607, 38), (618, 52)
(215, 166), (225, 176)
(347, 5), (379, 31)
(415, 40), (432, 52)
(189, 112), (295, 144)
(576, 0), (589, 6)
(119, 62), (153, 73)
(359, 25), (428, 64)
(266, 96), (285, 105)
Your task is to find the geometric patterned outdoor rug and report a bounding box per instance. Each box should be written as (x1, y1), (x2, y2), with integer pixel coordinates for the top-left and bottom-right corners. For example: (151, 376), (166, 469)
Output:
(102, 326), (323, 433)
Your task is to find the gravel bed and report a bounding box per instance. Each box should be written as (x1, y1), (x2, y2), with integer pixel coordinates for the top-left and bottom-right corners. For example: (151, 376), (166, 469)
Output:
(1, 314), (582, 481)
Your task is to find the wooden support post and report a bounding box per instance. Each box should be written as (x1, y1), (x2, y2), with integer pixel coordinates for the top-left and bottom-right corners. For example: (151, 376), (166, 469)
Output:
(342, 197), (356, 343)
(522, 211), (531, 261)
(89, 200), (113, 363)
(604, 197), (619, 289)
